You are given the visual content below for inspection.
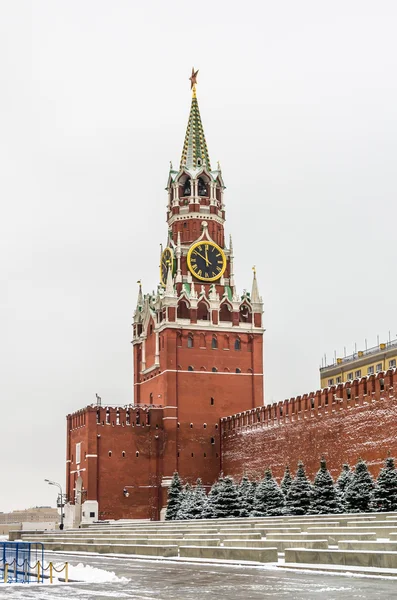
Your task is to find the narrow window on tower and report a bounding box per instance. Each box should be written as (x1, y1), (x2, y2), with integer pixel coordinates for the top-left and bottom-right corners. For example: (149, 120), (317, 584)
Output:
(212, 367), (218, 372)
(210, 397), (214, 405)
(187, 333), (194, 348)
(212, 336), (217, 349)
(136, 451), (139, 457)
(234, 337), (241, 351)
(188, 365), (194, 371)
(76, 443), (81, 465)
(211, 437), (215, 445)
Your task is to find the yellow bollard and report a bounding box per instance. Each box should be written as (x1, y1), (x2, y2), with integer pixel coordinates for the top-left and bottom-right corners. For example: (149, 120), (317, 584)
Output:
(49, 562), (53, 584)
(37, 561), (41, 582)
(4, 563), (8, 583)
(64, 562), (68, 583)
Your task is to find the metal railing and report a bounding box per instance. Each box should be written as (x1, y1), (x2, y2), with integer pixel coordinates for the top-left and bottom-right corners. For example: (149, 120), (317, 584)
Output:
(321, 338), (397, 371)
(0, 541), (69, 584)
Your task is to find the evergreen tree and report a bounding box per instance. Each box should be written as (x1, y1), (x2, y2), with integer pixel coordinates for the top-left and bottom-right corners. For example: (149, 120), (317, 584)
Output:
(189, 478), (207, 519)
(176, 483), (194, 520)
(372, 456), (397, 512)
(335, 464), (353, 511)
(252, 469), (285, 516)
(285, 461), (312, 515)
(202, 480), (219, 519)
(238, 475), (255, 517)
(309, 457), (341, 514)
(281, 465), (293, 497)
(344, 459), (374, 513)
(165, 471), (183, 520)
(336, 464), (353, 495)
(211, 475), (240, 518)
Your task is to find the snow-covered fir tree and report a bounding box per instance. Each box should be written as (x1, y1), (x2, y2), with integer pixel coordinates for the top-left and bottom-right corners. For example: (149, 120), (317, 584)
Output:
(344, 459), (374, 513)
(281, 465), (293, 497)
(252, 469), (285, 516)
(176, 483), (194, 520)
(335, 464), (353, 510)
(372, 456), (397, 512)
(189, 478), (207, 519)
(211, 475), (240, 518)
(165, 471), (183, 520)
(336, 464), (353, 495)
(238, 475), (255, 517)
(285, 461), (312, 515)
(202, 478), (221, 519)
(309, 457), (341, 514)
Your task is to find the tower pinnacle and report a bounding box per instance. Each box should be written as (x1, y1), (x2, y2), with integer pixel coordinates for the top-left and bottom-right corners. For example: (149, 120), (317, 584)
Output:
(251, 266), (261, 304)
(180, 68), (211, 171)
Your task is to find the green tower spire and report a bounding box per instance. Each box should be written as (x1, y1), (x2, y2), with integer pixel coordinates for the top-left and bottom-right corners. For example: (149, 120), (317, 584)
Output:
(179, 68), (211, 171)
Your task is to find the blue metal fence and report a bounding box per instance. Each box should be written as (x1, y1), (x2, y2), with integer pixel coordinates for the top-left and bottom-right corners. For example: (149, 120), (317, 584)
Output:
(0, 541), (44, 583)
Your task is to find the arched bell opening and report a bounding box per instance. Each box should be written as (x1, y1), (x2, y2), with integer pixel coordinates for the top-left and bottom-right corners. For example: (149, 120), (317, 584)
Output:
(197, 299), (210, 321)
(239, 303), (252, 324)
(198, 176), (208, 197)
(177, 299), (190, 320)
(219, 302), (232, 323)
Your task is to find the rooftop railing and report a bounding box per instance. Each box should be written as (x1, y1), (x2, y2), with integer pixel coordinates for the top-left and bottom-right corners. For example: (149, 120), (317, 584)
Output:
(321, 338), (397, 371)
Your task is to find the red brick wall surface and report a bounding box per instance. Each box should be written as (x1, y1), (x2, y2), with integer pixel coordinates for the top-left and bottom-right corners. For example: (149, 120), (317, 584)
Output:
(221, 370), (397, 482)
(67, 406), (164, 520)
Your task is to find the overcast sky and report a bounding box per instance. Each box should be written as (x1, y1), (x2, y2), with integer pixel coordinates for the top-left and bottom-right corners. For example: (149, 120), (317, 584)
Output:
(1, 1), (396, 512)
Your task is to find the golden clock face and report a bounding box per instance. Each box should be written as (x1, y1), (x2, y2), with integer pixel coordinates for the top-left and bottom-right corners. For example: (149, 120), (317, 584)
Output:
(187, 241), (227, 282)
(160, 247), (174, 286)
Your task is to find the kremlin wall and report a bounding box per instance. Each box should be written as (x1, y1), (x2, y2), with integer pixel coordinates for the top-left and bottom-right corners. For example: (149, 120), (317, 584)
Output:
(65, 72), (397, 525)
(221, 369), (397, 482)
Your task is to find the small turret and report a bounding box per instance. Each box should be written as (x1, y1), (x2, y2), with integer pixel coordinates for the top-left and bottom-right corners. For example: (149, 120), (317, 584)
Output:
(251, 267), (261, 304)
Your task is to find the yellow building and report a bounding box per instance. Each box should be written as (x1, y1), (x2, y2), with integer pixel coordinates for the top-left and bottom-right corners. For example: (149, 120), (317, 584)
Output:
(320, 339), (397, 388)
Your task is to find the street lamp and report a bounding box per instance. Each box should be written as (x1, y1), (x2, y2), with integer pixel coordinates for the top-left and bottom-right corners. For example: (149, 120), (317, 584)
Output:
(45, 479), (64, 530)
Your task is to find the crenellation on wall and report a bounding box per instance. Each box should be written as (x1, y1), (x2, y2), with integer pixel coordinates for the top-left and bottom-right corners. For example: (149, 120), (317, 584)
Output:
(221, 369), (397, 482)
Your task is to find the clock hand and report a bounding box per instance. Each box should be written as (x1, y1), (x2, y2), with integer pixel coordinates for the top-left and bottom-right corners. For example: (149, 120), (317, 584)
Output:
(194, 250), (210, 266)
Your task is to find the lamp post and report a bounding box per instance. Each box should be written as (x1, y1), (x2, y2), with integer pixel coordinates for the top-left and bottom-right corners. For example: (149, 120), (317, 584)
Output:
(45, 479), (64, 530)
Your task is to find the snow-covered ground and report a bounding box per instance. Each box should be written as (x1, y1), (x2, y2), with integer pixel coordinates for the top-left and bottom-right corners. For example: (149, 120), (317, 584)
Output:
(0, 552), (396, 599)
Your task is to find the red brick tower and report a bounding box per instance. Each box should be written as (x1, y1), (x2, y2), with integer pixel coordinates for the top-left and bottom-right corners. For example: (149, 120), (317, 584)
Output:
(132, 71), (264, 514)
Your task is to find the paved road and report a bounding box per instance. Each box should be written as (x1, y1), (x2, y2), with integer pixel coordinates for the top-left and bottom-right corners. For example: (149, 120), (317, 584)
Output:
(0, 552), (396, 599)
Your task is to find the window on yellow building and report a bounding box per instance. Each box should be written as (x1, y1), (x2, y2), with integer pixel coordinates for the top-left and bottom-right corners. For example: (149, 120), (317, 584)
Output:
(376, 363), (382, 372)
(367, 366), (374, 375)
(355, 370), (361, 378)
(336, 376), (342, 384)
(327, 378), (334, 386)
(347, 372), (353, 380)
(389, 359), (396, 368)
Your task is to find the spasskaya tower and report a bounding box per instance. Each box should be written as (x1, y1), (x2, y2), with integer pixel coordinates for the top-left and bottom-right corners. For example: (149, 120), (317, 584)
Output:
(132, 69), (264, 511)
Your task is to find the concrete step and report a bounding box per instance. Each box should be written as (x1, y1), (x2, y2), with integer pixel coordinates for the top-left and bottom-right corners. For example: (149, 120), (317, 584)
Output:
(223, 539), (328, 551)
(308, 526), (397, 536)
(37, 541), (178, 557)
(26, 537), (221, 547)
(179, 545), (278, 563)
(338, 541), (397, 551)
(267, 531), (377, 544)
(285, 548), (397, 569)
